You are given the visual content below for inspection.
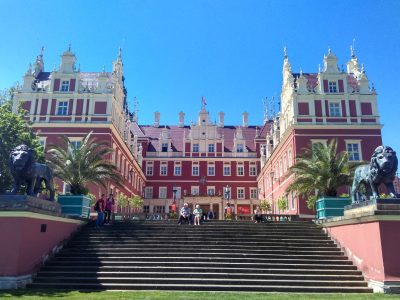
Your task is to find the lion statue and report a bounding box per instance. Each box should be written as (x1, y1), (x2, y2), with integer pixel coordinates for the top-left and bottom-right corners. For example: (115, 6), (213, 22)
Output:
(8, 144), (55, 201)
(351, 145), (399, 203)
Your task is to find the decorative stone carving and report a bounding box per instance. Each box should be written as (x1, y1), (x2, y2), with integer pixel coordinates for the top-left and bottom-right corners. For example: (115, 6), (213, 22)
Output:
(8, 144), (55, 201)
(351, 146), (399, 203)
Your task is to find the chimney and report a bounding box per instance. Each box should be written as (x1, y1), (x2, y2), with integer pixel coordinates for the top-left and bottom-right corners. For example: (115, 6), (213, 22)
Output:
(242, 111), (248, 127)
(178, 111), (185, 127)
(154, 111), (160, 127)
(218, 112), (225, 127)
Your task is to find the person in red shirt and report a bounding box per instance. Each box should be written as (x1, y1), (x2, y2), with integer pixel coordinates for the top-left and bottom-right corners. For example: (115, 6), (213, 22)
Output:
(95, 194), (106, 227)
(104, 193), (115, 225)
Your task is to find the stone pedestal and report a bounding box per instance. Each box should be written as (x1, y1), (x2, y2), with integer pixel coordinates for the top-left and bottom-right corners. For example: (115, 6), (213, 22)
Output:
(0, 195), (83, 289)
(320, 198), (400, 293)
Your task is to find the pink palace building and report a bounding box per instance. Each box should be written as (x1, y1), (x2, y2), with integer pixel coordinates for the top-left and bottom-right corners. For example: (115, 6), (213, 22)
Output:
(12, 46), (383, 219)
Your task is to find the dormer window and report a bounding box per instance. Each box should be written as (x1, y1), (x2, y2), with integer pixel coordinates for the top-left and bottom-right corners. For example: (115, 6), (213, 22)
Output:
(161, 143), (168, 152)
(328, 81), (337, 93)
(236, 144), (244, 152)
(61, 80), (70, 92)
(329, 102), (341, 117)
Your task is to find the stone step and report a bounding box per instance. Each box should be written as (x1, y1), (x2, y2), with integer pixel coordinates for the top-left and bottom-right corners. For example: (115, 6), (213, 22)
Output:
(56, 253), (349, 260)
(32, 276), (369, 287)
(39, 265), (362, 275)
(35, 271), (365, 281)
(28, 282), (373, 293)
(61, 249), (344, 256)
(46, 260), (355, 269)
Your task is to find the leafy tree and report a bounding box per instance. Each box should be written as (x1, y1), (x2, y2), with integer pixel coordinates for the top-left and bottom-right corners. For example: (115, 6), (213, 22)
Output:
(277, 196), (288, 212)
(286, 139), (359, 209)
(259, 199), (271, 212)
(47, 131), (122, 195)
(0, 89), (44, 193)
(129, 195), (143, 212)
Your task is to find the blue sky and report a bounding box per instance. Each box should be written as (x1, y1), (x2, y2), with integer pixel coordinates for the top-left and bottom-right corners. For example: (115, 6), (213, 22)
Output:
(1, 0), (400, 152)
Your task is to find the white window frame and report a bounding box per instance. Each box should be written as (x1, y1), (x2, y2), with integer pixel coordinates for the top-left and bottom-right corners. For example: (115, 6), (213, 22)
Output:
(249, 164), (257, 176)
(328, 81), (337, 93)
(250, 188), (258, 199)
(191, 186), (199, 196)
(192, 165), (199, 176)
(38, 137), (47, 149)
(61, 80), (70, 92)
(329, 102), (341, 117)
(237, 164), (244, 176)
(192, 143), (199, 153)
(208, 143), (215, 153)
(159, 187), (167, 199)
(145, 187), (153, 199)
(174, 165), (181, 176)
(237, 187), (245, 199)
(236, 143), (244, 153)
(223, 166), (231, 176)
(345, 140), (362, 162)
(57, 101), (68, 115)
(207, 165), (215, 176)
(207, 186), (215, 196)
(68, 137), (82, 150)
(146, 162), (154, 176)
(160, 163), (168, 176)
(161, 143), (168, 152)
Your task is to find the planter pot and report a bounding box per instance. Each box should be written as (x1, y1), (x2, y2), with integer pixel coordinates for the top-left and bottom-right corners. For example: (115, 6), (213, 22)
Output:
(58, 195), (91, 219)
(316, 197), (351, 219)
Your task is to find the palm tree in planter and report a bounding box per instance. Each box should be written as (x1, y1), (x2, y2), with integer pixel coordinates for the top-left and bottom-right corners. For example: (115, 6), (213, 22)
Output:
(47, 131), (122, 218)
(286, 139), (359, 219)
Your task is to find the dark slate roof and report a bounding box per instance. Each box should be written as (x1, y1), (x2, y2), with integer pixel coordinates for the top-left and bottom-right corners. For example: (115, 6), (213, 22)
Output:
(132, 124), (269, 153)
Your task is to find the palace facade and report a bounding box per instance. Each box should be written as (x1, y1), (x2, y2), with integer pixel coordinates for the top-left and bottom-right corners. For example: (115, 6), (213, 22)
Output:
(12, 46), (383, 219)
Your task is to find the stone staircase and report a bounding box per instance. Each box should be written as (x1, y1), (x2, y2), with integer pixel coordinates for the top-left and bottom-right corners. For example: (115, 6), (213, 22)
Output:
(29, 221), (372, 292)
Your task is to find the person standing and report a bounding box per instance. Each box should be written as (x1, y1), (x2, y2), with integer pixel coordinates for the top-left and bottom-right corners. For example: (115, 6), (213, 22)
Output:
(207, 209), (215, 220)
(104, 193), (115, 225)
(95, 194), (106, 227)
(254, 205), (263, 223)
(178, 203), (191, 225)
(193, 204), (203, 226)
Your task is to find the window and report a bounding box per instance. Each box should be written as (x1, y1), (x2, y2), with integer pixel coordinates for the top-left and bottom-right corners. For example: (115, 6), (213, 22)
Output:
(153, 205), (165, 214)
(191, 186), (199, 196)
(145, 187), (153, 199)
(70, 141), (81, 149)
(329, 102), (341, 117)
(160, 164), (168, 176)
(290, 191), (295, 210)
(161, 143), (168, 152)
(208, 165), (215, 176)
(250, 188), (258, 199)
(347, 142), (361, 161)
(146, 163), (153, 176)
(237, 188), (245, 199)
(174, 166), (181, 176)
(57, 101), (68, 115)
(61, 80), (70, 92)
(328, 81), (337, 93)
(173, 186), (181, 199)
(223, 165), (231, 176)
(38, 138), (46, 149)
(207, 187), (215, 196)
(192, 165), (199, 176)
(192, 143), (199, 153)
(159, 187), (167, 199)
(288, 149), (293, 167)
(249, 165), (257, 176)
(237, 165), (244, 176)
(143, 205), (150, 214)
(208, 144), (215, 152)
(237, 144), (244, 152)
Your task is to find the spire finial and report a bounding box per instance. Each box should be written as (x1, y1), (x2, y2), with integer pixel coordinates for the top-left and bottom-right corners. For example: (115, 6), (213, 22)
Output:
(40, 46), (44, 57)
(361, 64), (365, 73)
(300, 68), (303, 76)
(68, 43), (71, 52)
(328, 47), (331, 54)
(283, 46), (288, 59)
(118, 47), (122, 61)
(318, 64), (321, 73)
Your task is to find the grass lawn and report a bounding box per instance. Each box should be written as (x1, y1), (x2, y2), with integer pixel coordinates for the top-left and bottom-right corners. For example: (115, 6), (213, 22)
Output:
(1, 290), (400, 300)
